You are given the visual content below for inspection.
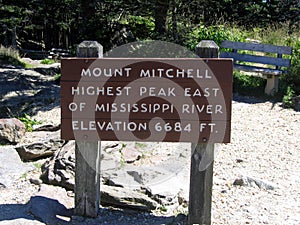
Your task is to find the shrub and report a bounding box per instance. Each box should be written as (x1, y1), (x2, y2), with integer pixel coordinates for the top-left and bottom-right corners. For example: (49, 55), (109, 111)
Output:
(282, 86), (295, 108)
(185, 24), (247, 51)
(233, 71), (266, 96)
(121, 15), (155, 40)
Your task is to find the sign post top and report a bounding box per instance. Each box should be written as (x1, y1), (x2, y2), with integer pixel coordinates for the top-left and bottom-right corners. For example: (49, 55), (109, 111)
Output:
(76, 41), (103, 58)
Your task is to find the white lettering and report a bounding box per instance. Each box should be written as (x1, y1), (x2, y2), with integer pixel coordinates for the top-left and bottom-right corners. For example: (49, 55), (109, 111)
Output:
(182, 104), (223, 114)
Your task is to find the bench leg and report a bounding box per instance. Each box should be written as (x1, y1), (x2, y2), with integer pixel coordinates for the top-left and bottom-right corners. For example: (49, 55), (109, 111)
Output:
(265, 75), (279, 95)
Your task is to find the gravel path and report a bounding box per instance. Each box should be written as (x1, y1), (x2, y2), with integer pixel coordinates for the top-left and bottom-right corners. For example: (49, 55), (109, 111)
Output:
(212, 95), (300, 225)
(0, 95), (299, 225)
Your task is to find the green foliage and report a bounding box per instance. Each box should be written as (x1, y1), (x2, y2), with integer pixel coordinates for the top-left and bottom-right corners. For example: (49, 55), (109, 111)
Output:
(33, 163), (42, 170)
(159, 205), (168, 212)
(288, 39), (300, 89)
(18, 113), (42, 132)
(126, 15), (154, 40)
(282, 86), (295, 108)
(40, 58), (56, 64)
(277, 35), (300, 104)
(135, 142), (147, 148)
(233, 71), (266, 96)
(0, 45), (25, 67)
(21, 173), (28, 179)
(54, 73), (61, 81)
(185, 24), (246, 51)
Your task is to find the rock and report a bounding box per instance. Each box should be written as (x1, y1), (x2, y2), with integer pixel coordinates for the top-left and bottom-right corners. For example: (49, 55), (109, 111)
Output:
(145, 167), (189, 206)
(101, 145), (123, 173)
(40, 141), (75, 190)
(0, 146), (34, 188)
(0, 219), (45, 225)
(101, 185), (159, 211)
(16, 139), (65, 161)
(33, 124), (60, 132)
(122, 147), (142, 163)
(33, 64), (60, 76)
(105, 169), (142, 188)
(177, 189), (189, 206)
(39, 140), (191, 212)
(236, 158), (244, 163)
(16, 130), (64, 162)
(102, 141), (120, 151)
(29, 178), (42, 185)
(0, 118), (26, 144)
(20, 130), (61, 145)
(104, 164), (190, 207)
(34, 184), (74, 208)
(233, 175), (276, 190)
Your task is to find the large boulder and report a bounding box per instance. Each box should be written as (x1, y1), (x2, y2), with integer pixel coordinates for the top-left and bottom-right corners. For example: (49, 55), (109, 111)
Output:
(101, 185), (158, 211)
(40, 141), (75, 190)
(16, 139), (65, 162)
(0, 118), (26, 144)
(16, 130), (64, 161)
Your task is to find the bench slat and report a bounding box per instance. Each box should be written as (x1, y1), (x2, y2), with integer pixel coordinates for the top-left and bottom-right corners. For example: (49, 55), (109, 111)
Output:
(220, 51), (291, 68)
(221, 40), (292, 55)
(233, 64), (284, 75)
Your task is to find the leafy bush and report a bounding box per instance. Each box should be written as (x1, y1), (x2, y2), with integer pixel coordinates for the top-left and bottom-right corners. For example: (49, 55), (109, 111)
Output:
(122, 15), (155, 40)
(185, 24), (247, 50)
(282, 86), (295, 108)
(278, 38), (300, 104)
(233, 71), (266, 96)
(0, 45), (25, 67)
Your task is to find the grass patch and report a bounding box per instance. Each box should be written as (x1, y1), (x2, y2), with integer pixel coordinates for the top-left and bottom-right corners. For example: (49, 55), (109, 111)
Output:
(40, 58), (56, 64)
(0, 45), (25, 67)
(21, 173), (28, 179)
(33, 163), (42, 170)
(135, 142), (147, 148)
(18, 113), (42, 132)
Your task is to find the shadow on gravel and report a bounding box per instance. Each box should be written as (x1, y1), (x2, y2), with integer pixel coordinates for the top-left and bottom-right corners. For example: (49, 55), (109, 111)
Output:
(0, 69), (60, 118)
(0, 196), (187, 225)
(0, 196), (72, 225)
(232, 93), (280, 109)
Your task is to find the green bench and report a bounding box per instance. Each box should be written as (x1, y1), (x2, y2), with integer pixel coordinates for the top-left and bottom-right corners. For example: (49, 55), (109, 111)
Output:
(220, 40), (292, 95)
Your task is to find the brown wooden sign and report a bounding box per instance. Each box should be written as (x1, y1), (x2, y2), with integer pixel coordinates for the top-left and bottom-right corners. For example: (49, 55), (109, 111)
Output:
(61, 58), (233, 143)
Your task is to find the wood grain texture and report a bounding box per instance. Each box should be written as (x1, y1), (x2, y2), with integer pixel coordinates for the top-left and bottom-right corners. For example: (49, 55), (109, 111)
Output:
(74, 41), (102, 218)
(221, 40), (292, 55)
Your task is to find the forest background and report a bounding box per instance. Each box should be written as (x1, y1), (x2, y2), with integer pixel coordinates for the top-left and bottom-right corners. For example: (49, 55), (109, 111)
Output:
(0, 0), (299, 105)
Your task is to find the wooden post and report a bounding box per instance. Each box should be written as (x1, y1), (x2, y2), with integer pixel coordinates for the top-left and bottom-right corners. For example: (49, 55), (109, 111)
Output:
(188, 40), (219, 225)
(75, 41), (103, 217)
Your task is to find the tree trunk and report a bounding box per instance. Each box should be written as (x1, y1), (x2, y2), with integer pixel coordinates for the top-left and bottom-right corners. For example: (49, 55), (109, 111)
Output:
(79, 0), (97, 40)
(171, 0), (177, 40)
(154, 0), (169, 35)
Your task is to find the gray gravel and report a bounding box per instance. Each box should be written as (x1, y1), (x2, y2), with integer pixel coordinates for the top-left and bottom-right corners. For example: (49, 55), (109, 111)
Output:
(0, 95), (299, 225)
